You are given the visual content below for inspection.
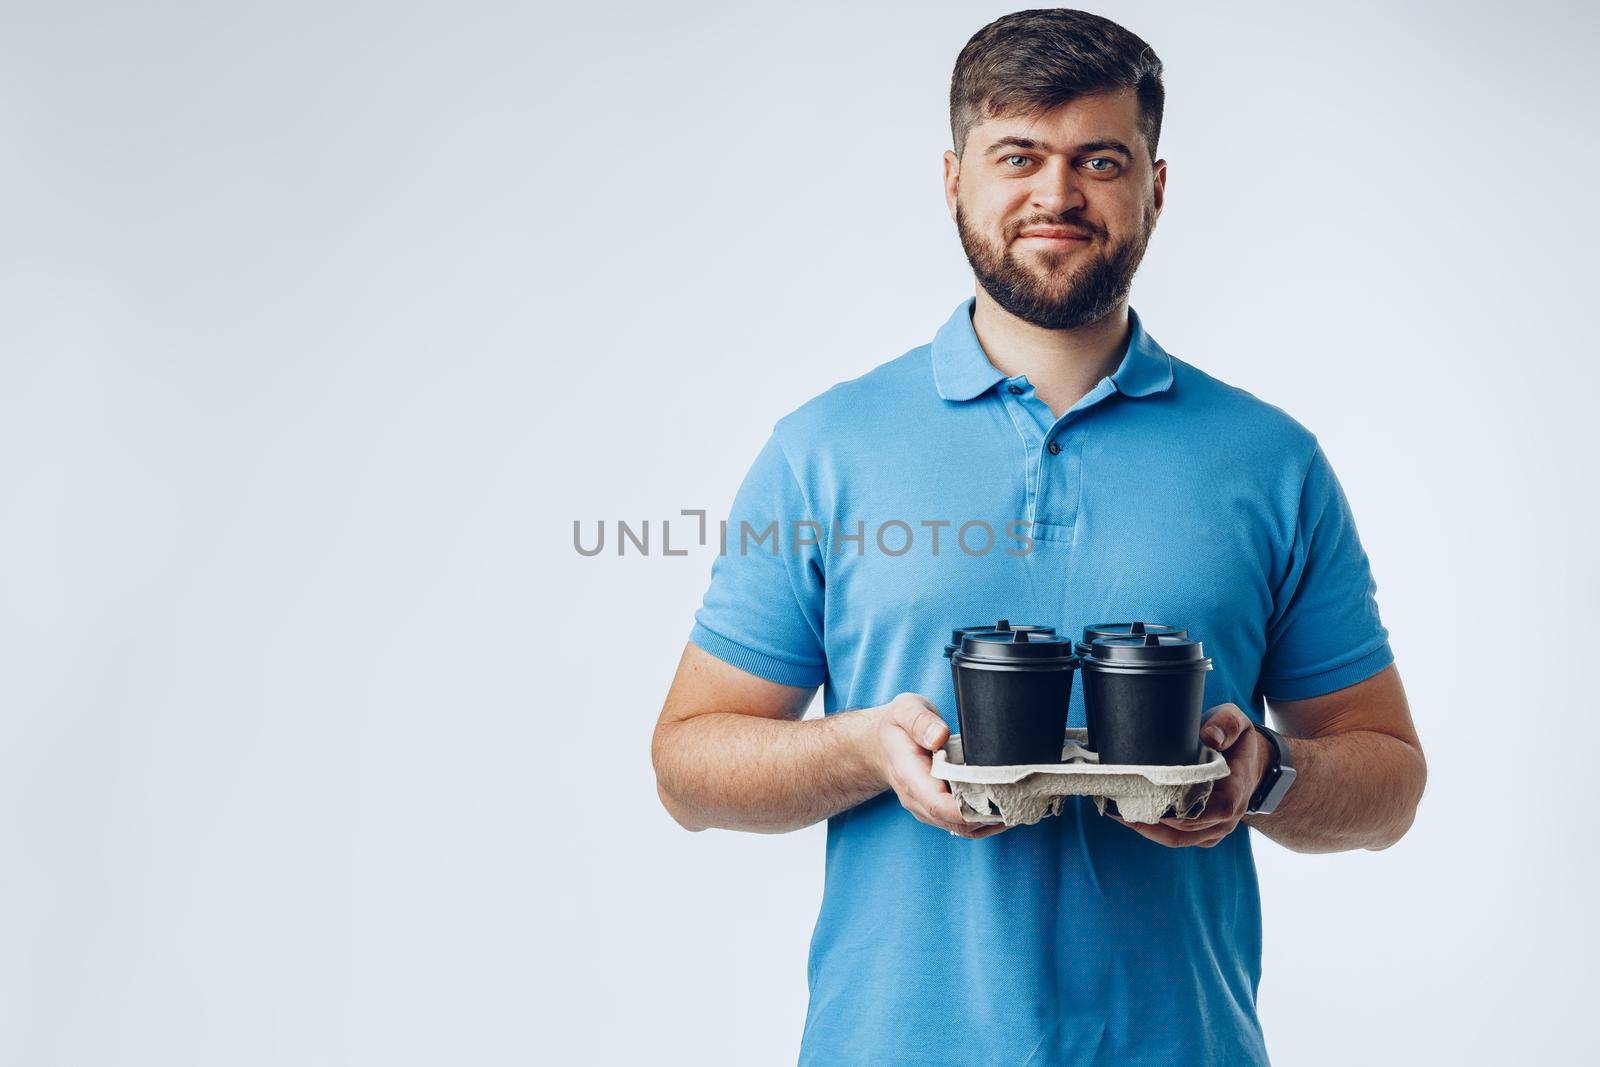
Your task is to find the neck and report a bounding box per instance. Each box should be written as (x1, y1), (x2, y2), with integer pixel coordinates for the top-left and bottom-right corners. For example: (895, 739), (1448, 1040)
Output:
(970, 287), (1132, 420)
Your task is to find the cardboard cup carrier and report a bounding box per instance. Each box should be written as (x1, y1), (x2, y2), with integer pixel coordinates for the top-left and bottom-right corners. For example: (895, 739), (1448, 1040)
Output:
(936, 620), (1228, 827)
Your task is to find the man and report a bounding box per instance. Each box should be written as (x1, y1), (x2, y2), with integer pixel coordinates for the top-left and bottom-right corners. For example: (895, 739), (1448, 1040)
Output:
(651, 9), (1426, 1065)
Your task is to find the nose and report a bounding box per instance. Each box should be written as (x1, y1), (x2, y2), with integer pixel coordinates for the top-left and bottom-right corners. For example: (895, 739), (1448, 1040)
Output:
(1028, 156), (1087, 216)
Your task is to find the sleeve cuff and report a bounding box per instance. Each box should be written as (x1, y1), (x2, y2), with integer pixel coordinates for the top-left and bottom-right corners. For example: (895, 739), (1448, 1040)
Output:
(688, 622), (827, 689)
(1259, 641), (1394, 702)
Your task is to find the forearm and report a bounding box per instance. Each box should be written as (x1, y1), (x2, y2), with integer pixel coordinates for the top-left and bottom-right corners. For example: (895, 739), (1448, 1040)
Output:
(1243, 729), (1426, 853)
(652, 707), (888, 834)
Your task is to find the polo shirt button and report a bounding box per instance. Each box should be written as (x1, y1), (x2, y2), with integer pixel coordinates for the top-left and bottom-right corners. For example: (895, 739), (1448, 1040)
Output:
(1007, 384), (1024, 395)
(1047, 440), (1062, 455)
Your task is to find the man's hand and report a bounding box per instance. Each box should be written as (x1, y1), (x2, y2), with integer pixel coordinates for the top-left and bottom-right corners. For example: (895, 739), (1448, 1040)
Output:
(1110, 703), (1269, 847)
(872, 693), (1008, 840)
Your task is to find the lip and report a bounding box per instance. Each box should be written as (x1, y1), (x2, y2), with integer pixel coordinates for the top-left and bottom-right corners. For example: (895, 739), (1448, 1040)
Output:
(1018, 230), (1092, 242)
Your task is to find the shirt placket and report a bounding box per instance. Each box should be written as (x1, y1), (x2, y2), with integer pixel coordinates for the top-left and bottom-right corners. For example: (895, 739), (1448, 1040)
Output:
(996, 376), (1045, 526)
(999, 377), (1120, 541)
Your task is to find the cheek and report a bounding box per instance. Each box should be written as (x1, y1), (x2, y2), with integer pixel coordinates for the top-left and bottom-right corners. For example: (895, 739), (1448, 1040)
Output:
(969, 194), (1012, 230)
(972, 209), (1016, 246)
(967, 181), (1027, 224)
(1093, 186), (1149, 228)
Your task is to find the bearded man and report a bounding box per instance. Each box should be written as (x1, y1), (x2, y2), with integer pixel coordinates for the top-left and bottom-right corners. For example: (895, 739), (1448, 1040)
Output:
(651, 9), (1426, 1065)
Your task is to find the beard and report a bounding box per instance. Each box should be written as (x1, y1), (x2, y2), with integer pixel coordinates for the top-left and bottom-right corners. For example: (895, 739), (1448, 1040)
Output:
(956, 201), (1153, 330)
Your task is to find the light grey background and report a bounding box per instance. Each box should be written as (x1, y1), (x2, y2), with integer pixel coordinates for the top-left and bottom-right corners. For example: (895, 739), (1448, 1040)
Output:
(2, 1), (1595, 1063)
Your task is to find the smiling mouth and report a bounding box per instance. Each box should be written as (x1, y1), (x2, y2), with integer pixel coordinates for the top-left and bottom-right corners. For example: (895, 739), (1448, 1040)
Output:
(1018, 231), (1092, 243)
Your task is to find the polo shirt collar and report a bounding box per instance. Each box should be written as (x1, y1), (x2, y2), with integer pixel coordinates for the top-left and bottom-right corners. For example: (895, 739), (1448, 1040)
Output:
(1110, 307), (1176, 398)
(931, 296), (1175, 402)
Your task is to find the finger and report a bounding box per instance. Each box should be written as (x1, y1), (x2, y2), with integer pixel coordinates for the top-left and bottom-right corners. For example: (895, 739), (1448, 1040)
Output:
(1111, 814), (1206, 847)
(932, 782), (1010, 837)
(888, 760), (975, 835)
(1109, 815), (1177, 846)
(888, 737), (961, 808)
(917, 803), (992, 837)
(918, 778), (971, 828)
(1166, 773), (1253, 831)
(1155, 815), (1240, 847)
(1161, 814), (1231, 831)
(890, 694), (949, 750)
(925, 790), (1002, 837)
(1200, 704), (1251, 751)
(1168, 785), (1237, 828)
(881, 718), (934, 768)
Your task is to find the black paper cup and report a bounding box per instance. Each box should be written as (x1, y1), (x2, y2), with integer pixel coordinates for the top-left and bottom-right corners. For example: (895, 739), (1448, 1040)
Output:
(950, 625), (1078, 765)
(1081, 634), (1212, 765)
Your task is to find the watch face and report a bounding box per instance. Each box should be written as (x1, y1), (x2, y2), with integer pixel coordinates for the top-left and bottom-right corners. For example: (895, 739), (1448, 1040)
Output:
(1249, 725), (1295, 814)
(1254, 764), (1296, 814)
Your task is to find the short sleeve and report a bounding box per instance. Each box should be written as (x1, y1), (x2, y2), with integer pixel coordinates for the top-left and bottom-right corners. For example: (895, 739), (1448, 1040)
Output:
(687, 430), (828, 688)
(1257, 442), (1394, 701)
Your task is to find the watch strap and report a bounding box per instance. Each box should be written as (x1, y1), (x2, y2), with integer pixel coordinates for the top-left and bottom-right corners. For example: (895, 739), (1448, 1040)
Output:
(1247, 722), (1296, 815)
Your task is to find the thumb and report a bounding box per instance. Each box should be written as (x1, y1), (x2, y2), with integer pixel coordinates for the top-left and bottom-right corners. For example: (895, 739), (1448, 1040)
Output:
(891, 694), (948, 750)
(1200, 704), (1251, 751)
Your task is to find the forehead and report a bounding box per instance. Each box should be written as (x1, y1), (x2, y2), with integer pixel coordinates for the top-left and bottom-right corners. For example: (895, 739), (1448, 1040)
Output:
(970, 89), (1145, 157)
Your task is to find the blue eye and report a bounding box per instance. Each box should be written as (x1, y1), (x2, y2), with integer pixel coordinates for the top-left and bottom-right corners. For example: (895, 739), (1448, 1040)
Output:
(1005, 155), (1032, 168)
(1083, 158), (1117, 173)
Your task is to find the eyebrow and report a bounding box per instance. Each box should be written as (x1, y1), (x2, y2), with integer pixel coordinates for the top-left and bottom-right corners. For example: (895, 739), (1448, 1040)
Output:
(982, 136), (1136, 159)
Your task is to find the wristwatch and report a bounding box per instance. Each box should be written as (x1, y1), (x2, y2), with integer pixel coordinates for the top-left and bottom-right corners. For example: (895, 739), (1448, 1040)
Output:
(1246, 722), (1296, 815)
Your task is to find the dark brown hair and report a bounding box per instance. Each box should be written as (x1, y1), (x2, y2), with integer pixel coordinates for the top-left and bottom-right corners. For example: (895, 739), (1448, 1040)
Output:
(949, 9), (1165, 160)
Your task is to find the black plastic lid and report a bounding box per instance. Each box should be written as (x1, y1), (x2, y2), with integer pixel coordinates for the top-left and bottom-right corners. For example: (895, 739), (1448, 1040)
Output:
(944, 619), (1055, 656)
(956, 627), (1079, 665)
(1078, 621), (1187, 648)
(1086, 632), (1211, 669)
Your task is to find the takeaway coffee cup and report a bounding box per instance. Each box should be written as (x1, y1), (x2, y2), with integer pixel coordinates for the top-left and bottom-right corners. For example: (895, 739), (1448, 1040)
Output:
(944, 619), (1057, 658)
(1081, 633), (1213, 765)
(1074, 621), (1187, 659)
(950, 624), (1079, 766)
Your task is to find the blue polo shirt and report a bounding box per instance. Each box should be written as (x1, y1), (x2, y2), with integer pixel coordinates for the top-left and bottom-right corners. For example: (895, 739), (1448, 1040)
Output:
(688, 297), (1392, 1066)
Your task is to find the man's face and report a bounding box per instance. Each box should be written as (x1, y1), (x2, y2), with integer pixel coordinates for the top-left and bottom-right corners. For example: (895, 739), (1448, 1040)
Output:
(944, 89), (1167, 330)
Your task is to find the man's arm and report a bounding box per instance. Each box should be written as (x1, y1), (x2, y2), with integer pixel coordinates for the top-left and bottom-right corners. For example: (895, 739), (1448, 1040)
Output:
(1243, 662), (1426, 852)
(651, 643), (1006, 839)
(1111, 664), (1426, 853)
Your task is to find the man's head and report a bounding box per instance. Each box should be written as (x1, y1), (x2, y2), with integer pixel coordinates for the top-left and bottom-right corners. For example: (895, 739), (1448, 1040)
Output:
(944, 10), (1167, 330)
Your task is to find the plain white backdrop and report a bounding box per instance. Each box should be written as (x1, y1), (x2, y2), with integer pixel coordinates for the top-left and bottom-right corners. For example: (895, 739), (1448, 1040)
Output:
(2, 1), (1596, 1063)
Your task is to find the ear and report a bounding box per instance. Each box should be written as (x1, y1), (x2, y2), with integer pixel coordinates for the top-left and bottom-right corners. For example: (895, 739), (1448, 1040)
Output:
(1151, 158), (1168, 223)
(943, 149), (961, 222)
